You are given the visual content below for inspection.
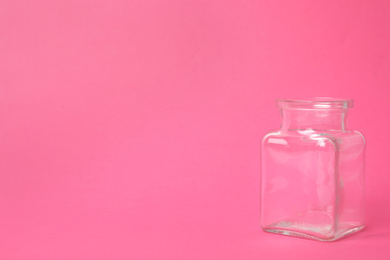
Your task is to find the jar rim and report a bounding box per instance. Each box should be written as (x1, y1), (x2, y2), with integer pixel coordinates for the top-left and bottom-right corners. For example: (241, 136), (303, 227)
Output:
(276, 97), (354, 109)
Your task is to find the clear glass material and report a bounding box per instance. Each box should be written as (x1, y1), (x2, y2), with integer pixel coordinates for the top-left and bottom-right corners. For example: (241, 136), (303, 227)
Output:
(260, 98), (365, 241)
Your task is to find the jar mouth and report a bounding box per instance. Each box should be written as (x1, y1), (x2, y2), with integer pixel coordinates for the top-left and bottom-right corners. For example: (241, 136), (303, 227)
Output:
(276, 97), (353, 109)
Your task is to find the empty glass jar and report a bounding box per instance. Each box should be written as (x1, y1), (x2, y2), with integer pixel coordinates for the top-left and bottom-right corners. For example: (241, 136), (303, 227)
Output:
(261, 98), (365, 241)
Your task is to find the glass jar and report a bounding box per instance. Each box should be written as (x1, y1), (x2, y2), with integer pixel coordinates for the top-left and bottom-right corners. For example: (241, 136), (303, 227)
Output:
(260, 98), (365, 241)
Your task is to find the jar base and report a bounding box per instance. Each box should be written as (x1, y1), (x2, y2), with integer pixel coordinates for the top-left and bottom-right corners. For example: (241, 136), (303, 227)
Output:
(262, 225), (364, 241)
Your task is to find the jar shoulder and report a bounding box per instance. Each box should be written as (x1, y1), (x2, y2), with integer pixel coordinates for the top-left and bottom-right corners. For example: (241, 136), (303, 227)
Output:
(348, 130), (366, 145)
(261, 130), (284, 145)
(261, 130), (365, 148)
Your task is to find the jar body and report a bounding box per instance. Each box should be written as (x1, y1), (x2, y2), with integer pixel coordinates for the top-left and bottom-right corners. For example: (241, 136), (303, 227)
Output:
(260, 99), (365, 241)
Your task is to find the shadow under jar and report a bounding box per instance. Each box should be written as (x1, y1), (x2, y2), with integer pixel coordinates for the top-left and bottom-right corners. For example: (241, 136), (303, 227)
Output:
(260, 98), (365, 241)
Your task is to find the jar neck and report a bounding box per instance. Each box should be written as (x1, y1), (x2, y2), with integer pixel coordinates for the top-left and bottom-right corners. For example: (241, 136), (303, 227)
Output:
(280, 108), (349, 131)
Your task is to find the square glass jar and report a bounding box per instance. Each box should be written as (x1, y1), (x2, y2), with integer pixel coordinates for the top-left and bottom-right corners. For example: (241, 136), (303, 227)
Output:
(260, 98), (365, 241)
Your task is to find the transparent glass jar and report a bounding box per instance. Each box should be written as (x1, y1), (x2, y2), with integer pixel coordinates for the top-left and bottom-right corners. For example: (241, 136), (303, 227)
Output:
(260, 98), (365, 241)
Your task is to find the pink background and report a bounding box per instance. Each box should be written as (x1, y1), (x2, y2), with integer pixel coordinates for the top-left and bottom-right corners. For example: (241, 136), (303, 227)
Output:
(1, 0), (390, 259)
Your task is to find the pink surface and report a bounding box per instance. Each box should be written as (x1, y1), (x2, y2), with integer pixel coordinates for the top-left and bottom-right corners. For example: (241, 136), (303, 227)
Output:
(1, 0), (390, 259)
